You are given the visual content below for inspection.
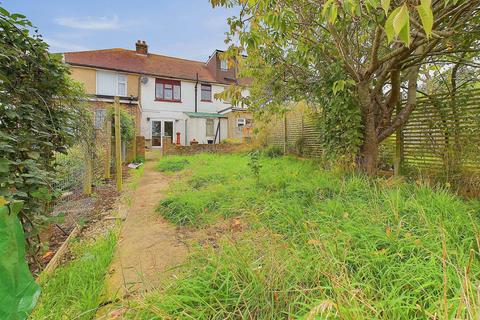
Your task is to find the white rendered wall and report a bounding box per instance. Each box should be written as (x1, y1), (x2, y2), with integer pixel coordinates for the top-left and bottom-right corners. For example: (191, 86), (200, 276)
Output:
(140, 76), (234, 146)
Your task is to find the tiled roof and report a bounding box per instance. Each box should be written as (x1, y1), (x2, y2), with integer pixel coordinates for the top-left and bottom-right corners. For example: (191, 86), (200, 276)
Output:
(64, 48), (227, 84)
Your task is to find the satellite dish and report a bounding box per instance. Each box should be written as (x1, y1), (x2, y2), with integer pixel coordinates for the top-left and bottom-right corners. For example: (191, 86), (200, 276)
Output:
(140, 76), (149, 84)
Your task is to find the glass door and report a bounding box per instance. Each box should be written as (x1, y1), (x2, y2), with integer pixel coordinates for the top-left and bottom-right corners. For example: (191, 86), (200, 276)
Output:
(152, 121), (162, 147)
(164, 121), (174, 144)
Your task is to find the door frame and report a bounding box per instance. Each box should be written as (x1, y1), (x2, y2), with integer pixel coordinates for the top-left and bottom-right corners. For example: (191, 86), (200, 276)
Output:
(150, 119), (176, 148)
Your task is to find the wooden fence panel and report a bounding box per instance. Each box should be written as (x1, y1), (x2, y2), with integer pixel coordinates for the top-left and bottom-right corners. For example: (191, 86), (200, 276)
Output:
(401, 88), (480, 172)
(263, 90), (480, 174)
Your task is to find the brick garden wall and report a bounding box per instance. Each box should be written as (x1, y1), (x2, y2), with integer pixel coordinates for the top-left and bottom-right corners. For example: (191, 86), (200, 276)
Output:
(162, 136), (252, 156)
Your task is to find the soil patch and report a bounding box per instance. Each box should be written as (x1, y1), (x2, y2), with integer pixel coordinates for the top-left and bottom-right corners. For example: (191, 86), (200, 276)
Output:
(30, 174), (125, 276)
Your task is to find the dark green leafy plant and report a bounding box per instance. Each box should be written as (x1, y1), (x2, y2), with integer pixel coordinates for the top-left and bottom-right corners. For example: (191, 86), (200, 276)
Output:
(0, 7), (90, 252)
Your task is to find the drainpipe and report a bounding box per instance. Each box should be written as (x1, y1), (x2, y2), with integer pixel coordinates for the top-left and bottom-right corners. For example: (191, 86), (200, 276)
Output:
(194, 73), (198, 113)
(184, 119), (188, 145)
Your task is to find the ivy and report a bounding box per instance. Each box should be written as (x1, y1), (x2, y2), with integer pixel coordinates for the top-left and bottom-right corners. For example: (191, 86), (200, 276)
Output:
(106, 107), (136, 143)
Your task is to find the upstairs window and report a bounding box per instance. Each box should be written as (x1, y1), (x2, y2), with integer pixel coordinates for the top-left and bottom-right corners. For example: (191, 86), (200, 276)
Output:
(156, 78), (181, 101)
(96, 70), (128, 97)
(201, 84), (212, 101)
(220, 59), (228, 70)
(117, 75), (127, 96)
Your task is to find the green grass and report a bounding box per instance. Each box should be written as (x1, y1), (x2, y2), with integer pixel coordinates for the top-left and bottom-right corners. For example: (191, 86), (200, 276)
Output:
(31, 231), (118, 320)
(156, 156), (190, 172)
(135, 153), (480, 319)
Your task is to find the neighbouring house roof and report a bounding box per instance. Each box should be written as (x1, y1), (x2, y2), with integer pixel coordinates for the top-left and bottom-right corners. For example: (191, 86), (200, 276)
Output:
(185, 112), (227, 118)
(64, 48), (230, 85)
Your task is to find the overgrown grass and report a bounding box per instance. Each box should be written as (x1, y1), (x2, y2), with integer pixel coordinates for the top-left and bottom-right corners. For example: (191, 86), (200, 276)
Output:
(156, 156), (190, 172)
(31, 231), (118, 320)
(140, 153), (480, 319)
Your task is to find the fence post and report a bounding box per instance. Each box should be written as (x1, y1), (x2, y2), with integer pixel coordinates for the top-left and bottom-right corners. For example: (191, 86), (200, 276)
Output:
(394, 103), (404, 176)
(83, 153), (92, 195)
(283, 112), (287, 155)
(114, 97), (122, 191)
(104, 116), (112, 179)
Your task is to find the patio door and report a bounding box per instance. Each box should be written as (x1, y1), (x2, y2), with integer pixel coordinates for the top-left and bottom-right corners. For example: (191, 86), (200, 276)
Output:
(151, 120), (175, 147)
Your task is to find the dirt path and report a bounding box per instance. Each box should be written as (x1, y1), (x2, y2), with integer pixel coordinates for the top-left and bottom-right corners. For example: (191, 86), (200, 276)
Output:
(102, 151), (189, 301)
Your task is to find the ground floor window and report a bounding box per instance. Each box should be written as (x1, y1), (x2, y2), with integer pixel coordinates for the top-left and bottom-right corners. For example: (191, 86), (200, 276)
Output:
(94, 108), (106, 129)
(236, 118), (246, 127)
(206, 118), (215, 136)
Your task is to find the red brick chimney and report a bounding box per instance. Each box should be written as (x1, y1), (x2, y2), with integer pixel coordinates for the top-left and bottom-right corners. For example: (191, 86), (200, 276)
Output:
(135, 40), (148, 55)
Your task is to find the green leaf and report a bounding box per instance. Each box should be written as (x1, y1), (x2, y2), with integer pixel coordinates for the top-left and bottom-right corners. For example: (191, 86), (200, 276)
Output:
(398, 18), (411, 46)
(393, 4), (410, 45)
(417, 0), (433, 37)
(385, 6), (401, 43)
(0, 158), (10, 173)
(393, 4), (408, 35)
(31, 187), (52, 201)
(322, 0), (334, 18)
(381, 0), (390, 14)
(332, 80), (345, 95)
(329, 4), (338, 24)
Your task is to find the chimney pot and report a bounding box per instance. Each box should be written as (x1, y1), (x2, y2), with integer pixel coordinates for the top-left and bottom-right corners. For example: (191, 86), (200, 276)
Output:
(135, 40), (148, 55)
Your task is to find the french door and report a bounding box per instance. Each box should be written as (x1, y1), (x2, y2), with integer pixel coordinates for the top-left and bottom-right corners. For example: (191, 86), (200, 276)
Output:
(151, 120), (174, 147)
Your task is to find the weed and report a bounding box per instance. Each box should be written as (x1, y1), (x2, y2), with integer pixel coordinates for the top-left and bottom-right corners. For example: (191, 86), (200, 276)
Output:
(263, 145), (284, 158)
(248, 150), (262, 184)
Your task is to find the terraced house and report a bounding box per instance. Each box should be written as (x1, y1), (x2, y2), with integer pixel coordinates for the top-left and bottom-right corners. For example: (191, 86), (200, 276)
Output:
(63, 40), (251, 149)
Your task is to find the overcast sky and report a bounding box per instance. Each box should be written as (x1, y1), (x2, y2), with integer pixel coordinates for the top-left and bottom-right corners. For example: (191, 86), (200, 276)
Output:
(2, 0), (238, 61)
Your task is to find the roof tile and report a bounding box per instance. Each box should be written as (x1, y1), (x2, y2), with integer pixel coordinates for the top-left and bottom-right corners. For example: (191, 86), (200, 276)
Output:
(64, 49), (226, 84)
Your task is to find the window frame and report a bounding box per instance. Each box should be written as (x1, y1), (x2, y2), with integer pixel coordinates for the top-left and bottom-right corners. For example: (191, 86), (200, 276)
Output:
(200, 83), (212, 102)
(117, 74), (127, 97)
(96, 70), (128, 97)
(94, 108), (107, 129)
(206, 118), (215, 136)
(155, 78), (181, 102)
(220, 59), (228, 71)
(236, 118), (246, 127)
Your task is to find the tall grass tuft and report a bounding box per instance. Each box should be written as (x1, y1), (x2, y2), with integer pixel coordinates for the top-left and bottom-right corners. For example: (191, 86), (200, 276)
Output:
(31, 231), (118, 320)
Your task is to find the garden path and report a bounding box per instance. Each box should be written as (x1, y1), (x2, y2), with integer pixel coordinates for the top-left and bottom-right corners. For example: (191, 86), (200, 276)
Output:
(101, 151), (189, 303)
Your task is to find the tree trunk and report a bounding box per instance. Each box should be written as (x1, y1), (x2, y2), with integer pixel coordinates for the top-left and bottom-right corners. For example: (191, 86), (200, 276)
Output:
(357, 81), (379, 175)
(360, 129), (379, 175)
